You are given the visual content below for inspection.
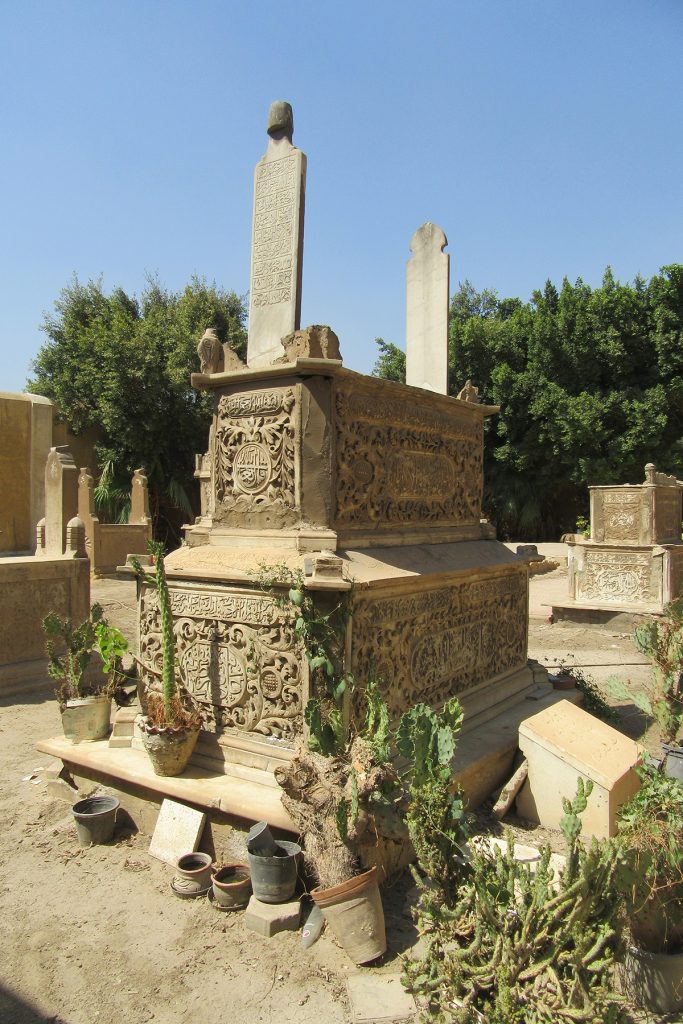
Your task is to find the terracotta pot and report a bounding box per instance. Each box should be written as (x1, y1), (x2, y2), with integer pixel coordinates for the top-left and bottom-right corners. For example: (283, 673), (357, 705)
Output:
(311, 866), (386, 964)
(61, 695), (111, 743)
(173, 852), (213, 896)
(140, 720), (199, 776)
(211, 864), (251, 909)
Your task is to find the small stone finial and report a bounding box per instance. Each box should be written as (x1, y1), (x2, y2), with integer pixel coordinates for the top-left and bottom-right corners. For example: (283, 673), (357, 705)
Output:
(267, 100), (293, 139)
(644, 463), (656, 484)
(457, 379), (480, 403)
(197, 328), (224, 374)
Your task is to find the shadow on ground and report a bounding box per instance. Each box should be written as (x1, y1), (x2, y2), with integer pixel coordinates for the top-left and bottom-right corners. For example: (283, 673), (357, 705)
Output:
(0, 985), (69, 1024)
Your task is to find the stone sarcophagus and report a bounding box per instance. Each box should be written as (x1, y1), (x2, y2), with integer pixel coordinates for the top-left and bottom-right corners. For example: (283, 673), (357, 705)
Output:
(133, 359), (535, 775)
(562, 464), (683, 618)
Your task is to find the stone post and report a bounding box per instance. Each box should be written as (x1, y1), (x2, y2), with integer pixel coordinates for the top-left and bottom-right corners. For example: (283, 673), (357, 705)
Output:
(130, 469), (151, 525)
(406, 222), (449, 395)
(247, 101), (307, 368)
(44, 447), (79, 556)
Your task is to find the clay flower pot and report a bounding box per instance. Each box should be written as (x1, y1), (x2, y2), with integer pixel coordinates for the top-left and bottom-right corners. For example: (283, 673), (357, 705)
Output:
(211, 864), (251, 909)
(172, 852), (213, 897)
(61, 695), (111, 743)
(248, 840), (301, 904)
(139, 719), (200, 777)
(311, 866), (386, 964)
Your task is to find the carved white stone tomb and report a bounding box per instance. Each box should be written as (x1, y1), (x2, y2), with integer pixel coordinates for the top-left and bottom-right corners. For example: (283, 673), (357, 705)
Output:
(37, 102), (565, 840)
(554, 464), (683, 623)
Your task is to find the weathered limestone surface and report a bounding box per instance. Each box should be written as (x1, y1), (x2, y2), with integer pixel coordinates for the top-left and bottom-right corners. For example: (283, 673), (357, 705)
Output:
(557, 464), (683, 619)
(405, 222), (449, 394)
(247, 101), (306, 368)
(516, 701), (642, 838)
(78, 466), (151, 575)
(1, 445), (90, 696)
(0, 392), (53, 553)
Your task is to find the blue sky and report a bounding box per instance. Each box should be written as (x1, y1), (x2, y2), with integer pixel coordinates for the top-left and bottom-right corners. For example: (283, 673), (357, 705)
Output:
(1, 0), (681, 392)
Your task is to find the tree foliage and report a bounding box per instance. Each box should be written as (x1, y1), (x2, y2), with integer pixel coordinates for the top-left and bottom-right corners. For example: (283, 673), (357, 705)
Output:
(29, 275), (247, 540)
(374, 265), (683, 539)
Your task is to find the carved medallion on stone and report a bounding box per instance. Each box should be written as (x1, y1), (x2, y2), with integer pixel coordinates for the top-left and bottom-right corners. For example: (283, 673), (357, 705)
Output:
(335, 381), (482, 528)
(213, 388), (297, 526)
(139, 585), (303, 741)
(351, 573), (527, 720)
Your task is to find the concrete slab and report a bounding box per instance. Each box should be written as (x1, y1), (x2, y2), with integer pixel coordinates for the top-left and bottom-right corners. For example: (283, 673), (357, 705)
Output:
(243, 895), (301, 936)
(346, 972), (416, 1023)
(149, 798), (206, 865)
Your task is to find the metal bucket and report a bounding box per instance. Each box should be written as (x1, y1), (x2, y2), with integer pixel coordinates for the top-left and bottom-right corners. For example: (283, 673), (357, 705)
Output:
(71, 795), (119, 845)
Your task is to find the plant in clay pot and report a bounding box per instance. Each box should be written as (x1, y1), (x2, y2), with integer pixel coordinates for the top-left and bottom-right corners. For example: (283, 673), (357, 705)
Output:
(43, 602), (129, 742)
(131, 540), (202, 777)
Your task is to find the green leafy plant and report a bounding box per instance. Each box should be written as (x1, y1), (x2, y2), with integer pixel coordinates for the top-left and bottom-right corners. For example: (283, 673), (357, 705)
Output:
(43, 602), (129, 708)
(575, 514), (590, 538)
(403, 777), (627, 1024)
(555, 662), (619, 725)
(608, 598), (683, 744)
(397, 698), (469, 889)
(615, 760), (683, 953)
(131, 540), (201, 730)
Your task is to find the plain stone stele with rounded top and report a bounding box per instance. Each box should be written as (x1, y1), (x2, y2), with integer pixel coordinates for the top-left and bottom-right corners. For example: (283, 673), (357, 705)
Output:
(406, 222), (450, 395)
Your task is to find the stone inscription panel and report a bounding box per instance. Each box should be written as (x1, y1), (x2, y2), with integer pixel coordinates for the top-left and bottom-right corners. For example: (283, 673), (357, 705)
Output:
(576, 549), (655, 604)
(654, 489), (682, 542)
(213, 387), (298, 527)
(335, 380), (483, 530)
(351, 572), (527, 720)
(600, 492), (641, 543)
(139, 585), (303, 743)
(252, 154), (298, 309)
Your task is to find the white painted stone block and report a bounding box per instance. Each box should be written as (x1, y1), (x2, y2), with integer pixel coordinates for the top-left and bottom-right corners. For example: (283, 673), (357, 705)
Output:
(516, 700), (642, 838)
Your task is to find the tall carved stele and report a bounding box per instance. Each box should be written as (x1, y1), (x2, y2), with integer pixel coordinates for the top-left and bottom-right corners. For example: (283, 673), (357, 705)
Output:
(130, 102), (539, 784)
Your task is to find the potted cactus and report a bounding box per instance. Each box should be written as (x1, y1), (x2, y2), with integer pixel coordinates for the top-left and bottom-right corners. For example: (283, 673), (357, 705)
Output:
(43, 603), (128, 743)
(131, 541), (202, 776)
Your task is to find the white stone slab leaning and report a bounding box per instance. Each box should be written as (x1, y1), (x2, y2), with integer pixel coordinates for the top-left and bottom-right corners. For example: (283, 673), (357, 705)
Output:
(148, 797), (206, 865)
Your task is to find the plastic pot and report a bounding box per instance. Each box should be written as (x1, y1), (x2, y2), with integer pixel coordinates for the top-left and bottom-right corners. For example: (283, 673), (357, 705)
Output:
(71, 795), (119, 846)
(662, 744), (683, 783)
(61, 696), (111, 743)
(311, 866), (386, 964)
(140, 722), (200, 777)
(211, 864), (251, 909)
(248, 840), (301, 904)
(173, 852), (214, 896)
(624, 944), (683, 1014)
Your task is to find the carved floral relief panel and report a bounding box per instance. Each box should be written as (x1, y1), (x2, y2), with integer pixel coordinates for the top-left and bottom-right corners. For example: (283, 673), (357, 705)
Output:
(599, 492), (641, 543)
(334, 382), (484, 530)
(351, 572), (527, 720)
(139, 584), (303, 743)
(212, 388), (298, 527)
(575, 549), (655, 604)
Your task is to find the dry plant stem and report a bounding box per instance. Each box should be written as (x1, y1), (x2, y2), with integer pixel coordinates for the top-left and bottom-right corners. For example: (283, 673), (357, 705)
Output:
(274, 735), (393, 889)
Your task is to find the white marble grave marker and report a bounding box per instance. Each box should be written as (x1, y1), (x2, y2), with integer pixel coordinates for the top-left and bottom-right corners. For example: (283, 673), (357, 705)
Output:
(247, 100), (307, 368)
(44, 446), (79, 556)
(405, 222), (450, 394)
(148, 798), (206, 865)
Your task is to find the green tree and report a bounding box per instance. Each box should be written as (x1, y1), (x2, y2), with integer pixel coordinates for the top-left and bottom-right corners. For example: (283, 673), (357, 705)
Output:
(375, 266), (683, 539)
(29, 275), (247, 542)
(371, 337), (405, 382)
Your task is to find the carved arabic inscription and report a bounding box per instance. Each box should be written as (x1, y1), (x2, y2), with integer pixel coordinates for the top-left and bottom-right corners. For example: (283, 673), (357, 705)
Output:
(252, 154), (297, 308)
(335, 384), (483, 528)
(213, 388), (297, 526)
(601, 492), (640, 543)
(576, 550), (653, 604)
(351, 573), (527, 719)
(139, 586), (302, 742)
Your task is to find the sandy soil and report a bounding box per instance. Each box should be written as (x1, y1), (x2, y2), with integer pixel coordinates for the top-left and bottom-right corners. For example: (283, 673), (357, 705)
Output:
(0, 560), (660, 1023)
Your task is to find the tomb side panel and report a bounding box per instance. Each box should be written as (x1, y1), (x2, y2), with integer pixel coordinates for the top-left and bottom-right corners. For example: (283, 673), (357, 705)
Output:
(139, 582), (305, 747)
(350, 568), (528, 721)
(574, 548), (661, 606)
(333, 376), (484, 535)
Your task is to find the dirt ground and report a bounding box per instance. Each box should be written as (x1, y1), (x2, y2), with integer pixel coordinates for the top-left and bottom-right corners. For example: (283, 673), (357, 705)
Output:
(0, 557), (660, 1024)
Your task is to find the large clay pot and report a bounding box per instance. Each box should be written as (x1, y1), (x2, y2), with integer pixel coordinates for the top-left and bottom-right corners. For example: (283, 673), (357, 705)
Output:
(61, 695), (111, 743)
(140, 720), (200, 776)
(311, 866), (386, 964)
(624, 944), (683, 1014)
(71, 795), (119, 845)
(248, 840), (301, 903)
